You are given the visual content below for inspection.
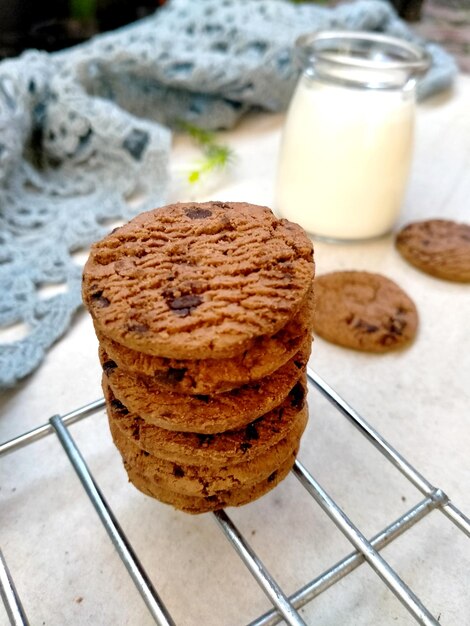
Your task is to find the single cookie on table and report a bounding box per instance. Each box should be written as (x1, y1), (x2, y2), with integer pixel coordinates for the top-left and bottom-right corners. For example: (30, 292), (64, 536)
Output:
(96, 285), (314, 395)
(82, 201), (314, 360)
(100, 338), (311, 434)
(103, 376), (308, 467)
(395, 219), (470, 283)
(109, 408), (307, 498)
(312, 271), (418, 352)
(125, 450), (298, 514)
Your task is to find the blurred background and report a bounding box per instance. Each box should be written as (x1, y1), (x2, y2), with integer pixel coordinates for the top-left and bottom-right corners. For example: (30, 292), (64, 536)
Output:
(0, 0), (468, 72)
(0, 0), (165, 57)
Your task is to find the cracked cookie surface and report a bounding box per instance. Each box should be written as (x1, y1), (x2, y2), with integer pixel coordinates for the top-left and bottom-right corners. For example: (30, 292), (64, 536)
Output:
(83, 201), (314, 359)
(312, 271), (418, 352)
(395, 219), (470, 283)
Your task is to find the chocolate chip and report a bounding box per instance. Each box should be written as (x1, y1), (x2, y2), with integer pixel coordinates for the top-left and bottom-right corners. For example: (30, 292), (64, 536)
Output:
(290, 381), (305, 410)
(388, 317), (406, 335)
(267, 470), (278, 483)
(131, 419), (142, 439)
(166, 367), (187, 383)
(110, 398), (129, 415)
(194, 394), (210, 403)
(168, 295), (202, 311)
(197, 434), (215, 446)
(127, 323), (149, 333)
(163, 289), (203, 318)
(186, 207), (213, 219)
(102, 360), (117, 376)
(142, 451), (150, 457)
(380, 334), (398, 346)
(354, 319), (379, 333)
(91, 291), (110, 308)
(173, 464), (185, 478)
(245, 423), (259, 441)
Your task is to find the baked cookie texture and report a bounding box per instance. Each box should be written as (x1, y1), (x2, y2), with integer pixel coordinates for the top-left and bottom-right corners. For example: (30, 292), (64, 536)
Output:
(312, 271), (418, 353)
(100, 341), (311, 433)
(83, 201), (315, 513)
(83, 201), (313, 359)
(103, 377), (308, 466)
(395, 219), (470, 283)
(95, 286), (314, 394)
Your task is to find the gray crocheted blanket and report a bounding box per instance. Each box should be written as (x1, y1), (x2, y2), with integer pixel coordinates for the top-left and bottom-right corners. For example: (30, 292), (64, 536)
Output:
(0, 0), (457, 389)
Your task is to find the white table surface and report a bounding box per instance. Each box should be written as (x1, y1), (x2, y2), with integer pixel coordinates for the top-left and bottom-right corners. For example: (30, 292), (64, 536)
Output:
(1, 75), (469, 626)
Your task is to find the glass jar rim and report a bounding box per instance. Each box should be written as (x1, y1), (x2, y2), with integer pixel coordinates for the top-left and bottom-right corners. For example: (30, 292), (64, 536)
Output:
(296, 30), (431, 75)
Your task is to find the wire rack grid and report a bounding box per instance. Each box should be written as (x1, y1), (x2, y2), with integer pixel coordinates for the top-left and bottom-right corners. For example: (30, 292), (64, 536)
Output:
(1, 366), (469, 626)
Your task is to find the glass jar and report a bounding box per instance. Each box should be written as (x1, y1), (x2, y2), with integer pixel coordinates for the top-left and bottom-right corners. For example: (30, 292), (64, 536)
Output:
(276, 31), (430, 241)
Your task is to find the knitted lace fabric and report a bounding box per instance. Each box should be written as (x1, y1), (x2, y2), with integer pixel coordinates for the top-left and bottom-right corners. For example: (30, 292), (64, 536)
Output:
(0, 0), (457, 388)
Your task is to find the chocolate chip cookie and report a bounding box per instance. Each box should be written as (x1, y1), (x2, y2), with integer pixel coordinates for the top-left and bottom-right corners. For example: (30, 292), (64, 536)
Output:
(96, 286), (314, 395)
(396, 219), (470, 282)
(101, 339), (311, 434)
(103, 376), (308, 466)
(109, 409), (306, 498)
(125, 449), (298, 514)
(83, 201), (314, 359)
(312, 271), (418, 352)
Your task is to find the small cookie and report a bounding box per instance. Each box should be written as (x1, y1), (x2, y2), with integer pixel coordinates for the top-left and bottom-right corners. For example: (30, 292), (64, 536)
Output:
(396, 219), (470, 282)
(101, 339), (311, 434)
(83, 201), (314, 360)
(312, 271), (418, 352)
(103, 376), (308, 467)
(96, 286), (314, 395)
(125, 450), (298, 514)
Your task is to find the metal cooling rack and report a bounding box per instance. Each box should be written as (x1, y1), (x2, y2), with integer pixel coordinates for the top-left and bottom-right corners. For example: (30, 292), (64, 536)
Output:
(1, 366), (469, 626)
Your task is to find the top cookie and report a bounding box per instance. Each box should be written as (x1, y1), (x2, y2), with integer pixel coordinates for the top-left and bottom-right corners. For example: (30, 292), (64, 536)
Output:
(395, 219), (470, 283)
(83, 201), (314, 359)
(312, 271), (418, 353)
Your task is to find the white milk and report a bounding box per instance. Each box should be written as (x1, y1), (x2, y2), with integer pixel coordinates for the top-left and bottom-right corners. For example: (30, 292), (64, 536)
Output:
(276, 75), (415, 240)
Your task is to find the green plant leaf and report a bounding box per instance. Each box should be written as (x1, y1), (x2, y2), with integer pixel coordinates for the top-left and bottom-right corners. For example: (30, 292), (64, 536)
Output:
(177, 121), (234, 184)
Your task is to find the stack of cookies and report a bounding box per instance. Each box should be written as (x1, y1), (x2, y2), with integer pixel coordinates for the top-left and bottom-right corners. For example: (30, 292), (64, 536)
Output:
(82, 201), (315, 513)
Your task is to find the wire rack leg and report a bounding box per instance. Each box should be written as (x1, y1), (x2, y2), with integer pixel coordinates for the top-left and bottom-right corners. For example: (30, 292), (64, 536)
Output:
(0, 549), (30, 626)
(49, 415), (175, 626)
(213, 510), (307, 626)
(293, 461), (440, 626)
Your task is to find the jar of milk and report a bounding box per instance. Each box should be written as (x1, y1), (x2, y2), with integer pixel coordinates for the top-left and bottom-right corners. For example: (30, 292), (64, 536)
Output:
(276, 31), (430, 241)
